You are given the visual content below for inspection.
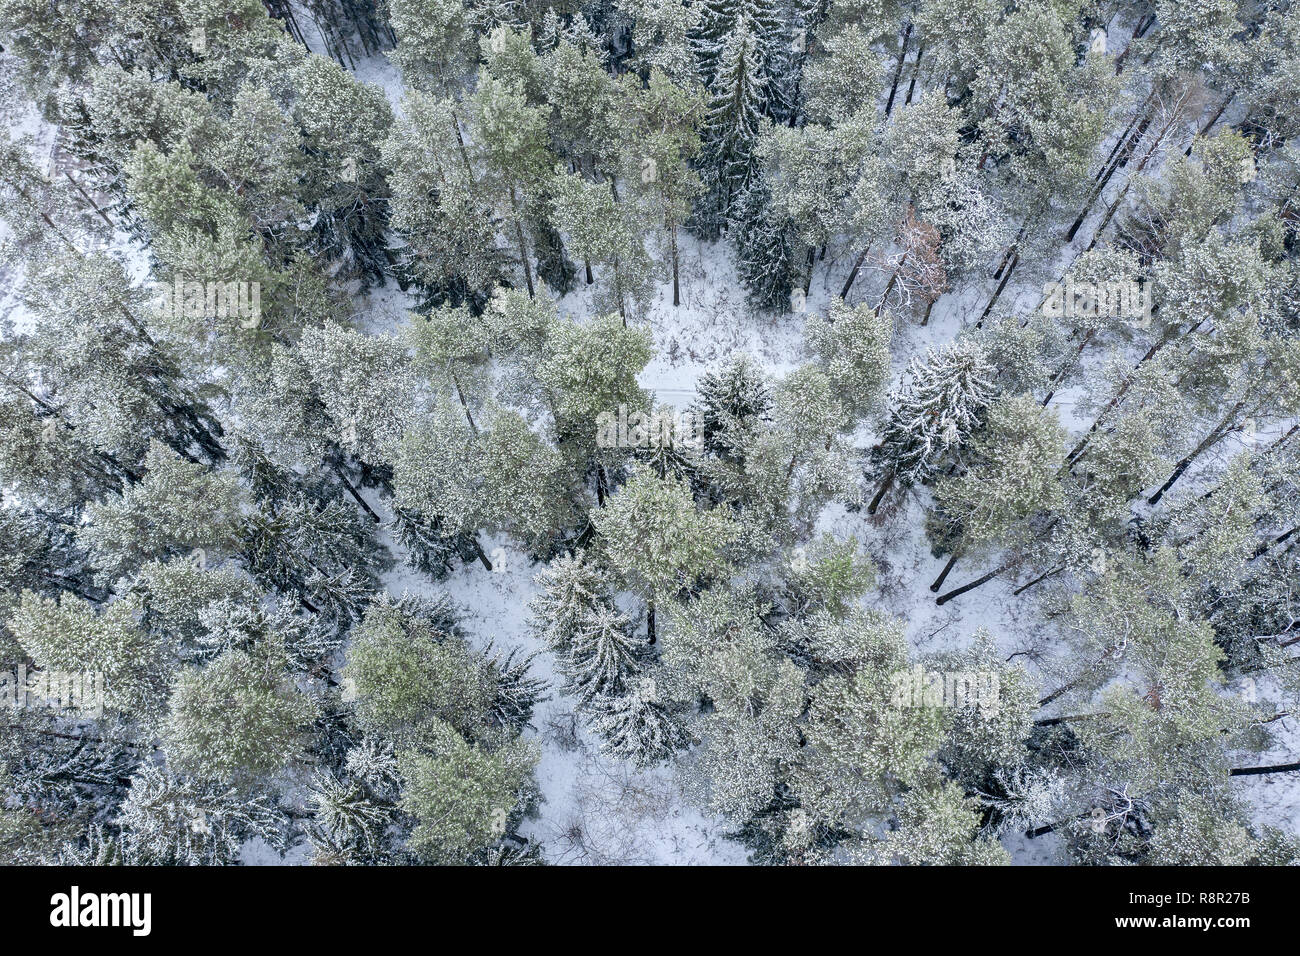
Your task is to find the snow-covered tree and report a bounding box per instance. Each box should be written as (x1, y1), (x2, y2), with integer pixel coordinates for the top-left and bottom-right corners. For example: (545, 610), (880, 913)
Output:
(694, 15), (767, 238)
(868, 341), (996, 513)
(163, 642), (318, 784)
(594, 464), (739, 642)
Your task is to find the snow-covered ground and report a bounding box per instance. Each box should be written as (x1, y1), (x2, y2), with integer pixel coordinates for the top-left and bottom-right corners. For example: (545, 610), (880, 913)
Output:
(5, 26), (1296, 865)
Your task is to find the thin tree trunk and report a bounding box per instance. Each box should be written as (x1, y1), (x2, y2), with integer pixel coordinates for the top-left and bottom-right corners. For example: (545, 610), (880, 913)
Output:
(920, 298), (936, 326)
(1230, 762), (1300, 776)
(904, 45), (925, 105)
(883, 22), (912, 117)
(1066, 327), (1190, 464)
(1252, 526), (1298, 560)
(877, 253), (906, 314)
(64, 171), (114, 228)
(508, 185), (535, 297)
(1041, 330), (1096, 406)
(867, 470), (895, 515)
(646, 594), (656, 645)
(472, 537), (494, 571)
(975, 222), (1027, 328)
(930, 552), (960, 592)
(1064, 101), (1153, 242)
(334, 466), (381, 523)
(4, 173), (82, 253)
(1147, 402), (1245, 505)
(1184, 93), (1234, 157)
(975, 249), (1017, 328)
(450, 369), (479, 434)
(1013, 564), (1064, 596)
(840, 246), (870, 299)
(934, 559), (1016, 605)
(670, 225), (681, 307)
(1084, 95), (1188, 252)
(1113, 14), (1156, 74)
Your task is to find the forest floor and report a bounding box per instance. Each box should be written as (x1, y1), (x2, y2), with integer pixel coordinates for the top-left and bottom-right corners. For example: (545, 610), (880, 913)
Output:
(3, 30), (1297, 865)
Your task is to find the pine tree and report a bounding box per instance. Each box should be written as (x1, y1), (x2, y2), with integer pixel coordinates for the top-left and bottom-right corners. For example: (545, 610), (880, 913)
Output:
(621, 0), (700, 84)
(564, 604), (642, 702)
(868, 341), (996, 513)
(729, 176), (795, 309)
(529, 550), (617, 656)
(469, 66), (557, 298)
(112, 765), (290, 866)
(397, 724), (538, 864)
(929, 396), (1067, 591)
(804, 299), (892, 420)
(382, 92), (508, 302)
(593, 464), (739, 643)
(588, 680), (689, 767)
(387, 0), (472, 91)
(163, 642), (319, 784)
(693, 353), (771, 466)
(10, 590), (171, 720)
(693, 15), (767, 238)
(548, 170), (655, 321)
(79, 441), (246, 584)
(690, 0), (784, 98)
(288, 54), (395, 288)
(624, 69), (705, 307)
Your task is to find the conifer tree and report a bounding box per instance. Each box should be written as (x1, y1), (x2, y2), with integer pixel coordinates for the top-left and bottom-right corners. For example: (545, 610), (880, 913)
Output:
(868, 341), (996, 514)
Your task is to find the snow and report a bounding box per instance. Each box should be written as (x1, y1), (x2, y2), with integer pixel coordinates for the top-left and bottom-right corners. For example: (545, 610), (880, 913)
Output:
(4, 19), (1297, 866)
(382, 534), (750, 864)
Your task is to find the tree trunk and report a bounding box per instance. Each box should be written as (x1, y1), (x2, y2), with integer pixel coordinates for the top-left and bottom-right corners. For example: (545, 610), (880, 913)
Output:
(883, 22), (912, 117)
(1147, 402), (1244, 505)
(1084, 96), (1187, 252)
(934, 559), (1016, 605)
(1039, 648), (1118, 707)
(975, 249), (1017, 328)
(930, 552), (960, 592)
(450, 369), (479, 434)
(448, 106), (475, 177)
(975, 221), (1027, 328)
(646, 595), (656, 645)
(1064, 102), (1153, 242)
(508, 185), (535, 297)
(1040, 330), (1096, 406)
(904, 44), (925, 105)
(64, 171), (114, 228)
(333, 464), (380, 522)
(1113, 14), (1156, 74)
(1184, 93), (1234, 157)
(1013, 564), (1064, 596)
(1066, 327), (1190, 464)
(840, 246), (870, 299)
(876, 250), (908, 314)
(472, 537), (493, 571)
(671, 225), (681, 307)
(1229, 762), (1300, 777)
(867, 470), (895, 515)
